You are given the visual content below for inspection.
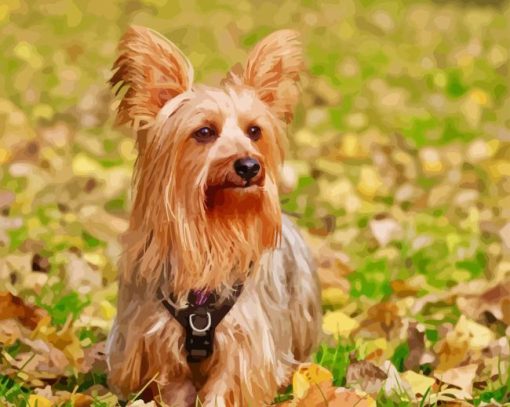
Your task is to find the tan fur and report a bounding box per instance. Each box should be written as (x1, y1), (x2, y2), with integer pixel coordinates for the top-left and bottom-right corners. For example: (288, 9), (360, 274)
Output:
(106, 26), (321, 406)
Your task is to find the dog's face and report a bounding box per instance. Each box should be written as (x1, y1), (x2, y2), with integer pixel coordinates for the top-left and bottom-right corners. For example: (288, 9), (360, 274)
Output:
(111, 26), (304, 292)
(154, 85), (283, 218)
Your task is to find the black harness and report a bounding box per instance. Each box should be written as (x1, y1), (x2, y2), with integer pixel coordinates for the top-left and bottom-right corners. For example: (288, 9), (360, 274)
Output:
(158, 284), (244, 363)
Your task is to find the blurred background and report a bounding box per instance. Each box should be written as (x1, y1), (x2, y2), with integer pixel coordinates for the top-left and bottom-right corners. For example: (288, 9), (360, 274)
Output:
(0, 0), (509, 405)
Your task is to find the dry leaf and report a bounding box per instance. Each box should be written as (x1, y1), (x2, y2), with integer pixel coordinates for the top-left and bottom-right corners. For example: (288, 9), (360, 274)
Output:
(28, 394), (53, 407)
(356, 302), (403, 339)
(0, 319), (24, 345)
(434, 364), (478, 396)
(292, 363), (333, 399)
(321, 287), (349, 307)
(322, 310), (359, 338)
(456, 279), (510, 324)
(331, 388), (376, 407)
(346, 358), (387, 395)
(401, 370), (435, 398)
(0, 291), (47, 329)
(381, 360), (413, 399)
(369, 217), (403, 247)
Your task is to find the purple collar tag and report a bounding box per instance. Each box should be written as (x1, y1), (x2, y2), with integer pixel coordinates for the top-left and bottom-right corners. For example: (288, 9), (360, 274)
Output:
(192, 289), (210, 306)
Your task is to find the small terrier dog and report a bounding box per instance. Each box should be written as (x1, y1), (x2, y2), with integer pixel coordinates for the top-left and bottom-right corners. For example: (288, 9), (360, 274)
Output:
(106, 26), (321, 406)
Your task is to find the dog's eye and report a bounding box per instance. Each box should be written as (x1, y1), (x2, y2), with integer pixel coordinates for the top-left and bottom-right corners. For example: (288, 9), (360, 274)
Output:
(193, 126), (216, 142)
(247, 126), (261, 141)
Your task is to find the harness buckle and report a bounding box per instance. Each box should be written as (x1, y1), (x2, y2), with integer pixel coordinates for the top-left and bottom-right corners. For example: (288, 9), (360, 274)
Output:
(189, 311), (212, 333)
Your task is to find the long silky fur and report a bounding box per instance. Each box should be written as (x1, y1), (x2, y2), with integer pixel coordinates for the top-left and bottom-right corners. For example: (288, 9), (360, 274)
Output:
(106, 26), (321, 406)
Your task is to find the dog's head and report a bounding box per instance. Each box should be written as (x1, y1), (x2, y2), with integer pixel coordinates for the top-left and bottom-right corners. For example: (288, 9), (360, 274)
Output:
(111, 26), (304, 292)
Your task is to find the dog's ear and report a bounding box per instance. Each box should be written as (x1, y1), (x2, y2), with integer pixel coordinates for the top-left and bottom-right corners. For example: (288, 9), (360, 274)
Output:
(229, 30), (304, 124)
(110, 26), (193, 129)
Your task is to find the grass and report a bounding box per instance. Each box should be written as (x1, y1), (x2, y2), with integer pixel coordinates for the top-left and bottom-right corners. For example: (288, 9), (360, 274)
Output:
(1, 0), (510, 405)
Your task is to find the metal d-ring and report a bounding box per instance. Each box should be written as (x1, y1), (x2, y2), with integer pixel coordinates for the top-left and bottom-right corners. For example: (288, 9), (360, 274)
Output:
(189, 312), (212, 333)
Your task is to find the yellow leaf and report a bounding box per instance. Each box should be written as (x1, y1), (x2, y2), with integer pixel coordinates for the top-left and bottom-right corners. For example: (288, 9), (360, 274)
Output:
(455, 315), (495, 350)
(32, 104), (54, 121)
(100, 300), (116, 320)
(0, 147), (11, 164)
(295, 129), (321, 148)
(321, 287), (348, 307)
(469, 89), (489, 106)
(72, 153), (102, 177)
(361, 337), (388, 359)
(28, 395), (52, 407)
(322, 310), (359, 338)
(292, 363), (333, 399)
(357, 166), (384, 198)
(83, 252), (107, 268)
(401, 370), (435, 397)
(419, 148), (444, 174)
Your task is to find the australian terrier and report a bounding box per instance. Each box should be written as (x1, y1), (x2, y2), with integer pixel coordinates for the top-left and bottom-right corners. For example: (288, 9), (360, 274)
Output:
(106, 25), (321, 406)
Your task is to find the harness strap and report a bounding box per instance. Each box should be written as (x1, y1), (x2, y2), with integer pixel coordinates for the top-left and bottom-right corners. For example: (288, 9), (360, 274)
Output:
(158, 284), (244, 363)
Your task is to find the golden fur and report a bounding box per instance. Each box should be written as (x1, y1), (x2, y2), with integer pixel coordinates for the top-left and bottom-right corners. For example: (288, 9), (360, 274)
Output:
(106, 26), (321, 406)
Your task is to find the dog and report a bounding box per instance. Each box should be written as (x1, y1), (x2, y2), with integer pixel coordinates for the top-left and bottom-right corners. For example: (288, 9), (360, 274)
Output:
(105, 25), (321, 406)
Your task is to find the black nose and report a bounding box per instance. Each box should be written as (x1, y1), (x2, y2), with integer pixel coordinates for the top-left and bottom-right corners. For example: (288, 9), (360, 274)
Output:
(234, 157), (260, 181)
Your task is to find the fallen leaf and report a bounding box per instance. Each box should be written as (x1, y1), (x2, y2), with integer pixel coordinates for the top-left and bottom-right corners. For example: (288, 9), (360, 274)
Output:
(381, 360), (413, 399)
(401, 370), (435, 398)
(0, 291), (46, 329)
(295, 381), (336, 406)
(346, 358), (387, 396)
(0, 319), (24, 345)
(369, 217), (403, 247)
(405, 323), (426, 370)
(357, 166), (384, 198)
(454, 316), (495, 351)
(65, 252), (102, 294)
(292, 363), (333, 400)
(322, 310), (359, 338)
(356, 302), (403, 340)
(28, 394), (53, 407)
(434, 316), (495, 371)
(434, 364), (478, 396)
(331, 388), (376, 407)
(321, 287), (349, 307)
(456, 279), (510, 324)
(80, 341), (106, 374)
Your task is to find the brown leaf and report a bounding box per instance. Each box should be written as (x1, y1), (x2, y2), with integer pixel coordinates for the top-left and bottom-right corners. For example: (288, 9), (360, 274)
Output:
(21, 337), (69, 375)
(346, 358), (387, 396)
(0, 319), (24, 345)
(391, 279), (419, 298)
(405, 322), (436, 370)
(80, 341), (107, 374)
(0, 190), (15, 210)
(456, 279), (510, 324)
(434, 364), (479, 397)
(0, 291), (47, 329)
(356, 301), (403, 339)
(31, 253), (50, 273)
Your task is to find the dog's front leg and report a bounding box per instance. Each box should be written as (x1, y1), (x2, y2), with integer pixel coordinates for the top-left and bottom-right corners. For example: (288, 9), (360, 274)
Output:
(197, 331), (282, 407)
(155, 379), (198, 407)
(197, 369), (240, 407)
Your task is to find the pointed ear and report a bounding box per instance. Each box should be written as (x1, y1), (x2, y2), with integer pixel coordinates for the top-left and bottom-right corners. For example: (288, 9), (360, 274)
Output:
(229, 30), (304, 124)
(110, 26), (193, 129)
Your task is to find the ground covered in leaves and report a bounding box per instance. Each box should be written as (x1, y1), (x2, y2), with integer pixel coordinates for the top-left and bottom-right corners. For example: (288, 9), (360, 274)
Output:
(1, 0), (510, 406)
